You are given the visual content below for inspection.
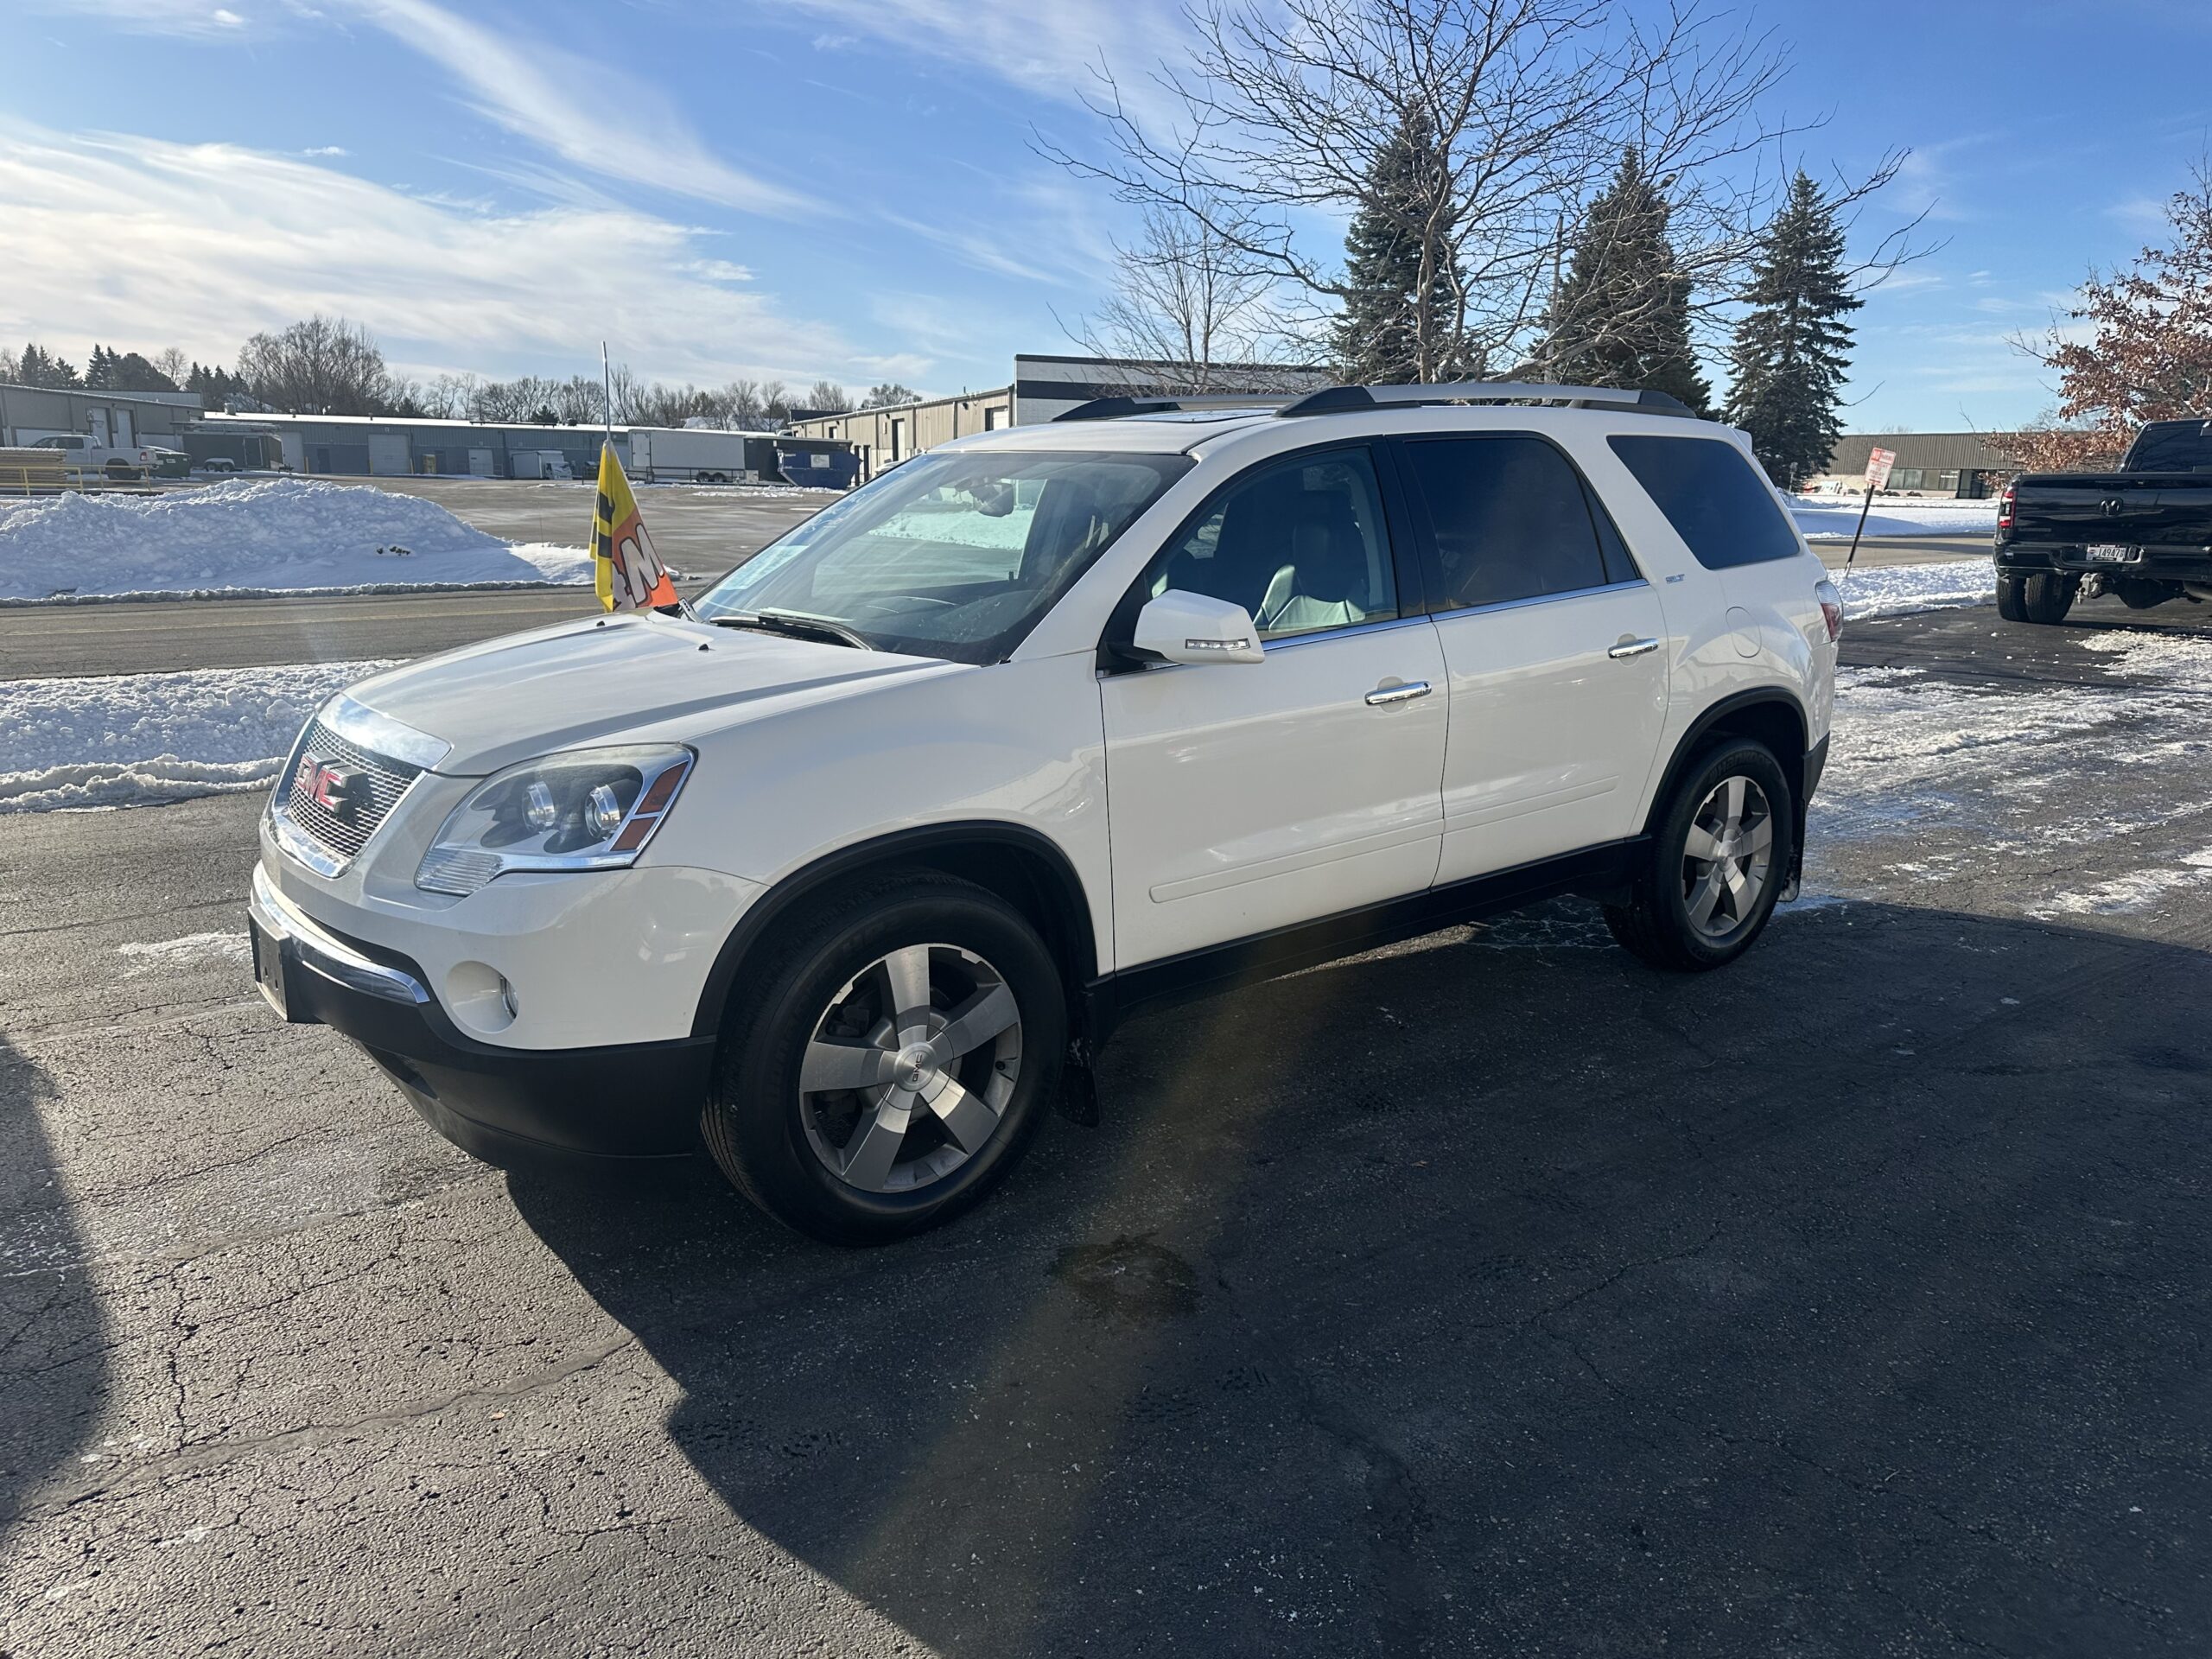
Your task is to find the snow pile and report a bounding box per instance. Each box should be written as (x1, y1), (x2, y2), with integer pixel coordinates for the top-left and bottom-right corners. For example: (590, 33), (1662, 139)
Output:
(0, 658), (392, 812)
(0, 478), (590, 601)
(1789, 495), (2001, 540)
(1827, 558), (1993, 621)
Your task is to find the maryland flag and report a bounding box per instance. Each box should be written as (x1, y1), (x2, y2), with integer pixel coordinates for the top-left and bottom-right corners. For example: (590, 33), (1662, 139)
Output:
(591, 442), (680, 612)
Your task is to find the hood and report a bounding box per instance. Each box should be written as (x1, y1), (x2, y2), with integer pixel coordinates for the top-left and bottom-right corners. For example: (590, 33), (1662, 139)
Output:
(343, 612), (957, 776)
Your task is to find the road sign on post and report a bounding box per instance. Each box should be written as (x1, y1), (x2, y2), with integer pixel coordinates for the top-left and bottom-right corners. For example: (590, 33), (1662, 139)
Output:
(1846, 447), (1899, 573)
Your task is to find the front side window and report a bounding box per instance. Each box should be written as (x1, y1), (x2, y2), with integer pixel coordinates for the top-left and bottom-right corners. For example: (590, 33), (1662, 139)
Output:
(1608, 435), (1801, 569)
(696, 448), (1190, 664)
(1146, 446), (1399, 640)
(1402, 434), (1613, 609)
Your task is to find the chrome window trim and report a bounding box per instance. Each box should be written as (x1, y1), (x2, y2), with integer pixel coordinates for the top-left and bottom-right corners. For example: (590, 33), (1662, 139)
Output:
(1427, 577), (1651, 622)
(1260, 613), (1433, 652)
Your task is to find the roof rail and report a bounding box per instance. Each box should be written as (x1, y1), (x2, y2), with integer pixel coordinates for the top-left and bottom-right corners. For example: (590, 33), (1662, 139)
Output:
(1275, 381), (1697, 419)
(1051, 393), (1293, 423)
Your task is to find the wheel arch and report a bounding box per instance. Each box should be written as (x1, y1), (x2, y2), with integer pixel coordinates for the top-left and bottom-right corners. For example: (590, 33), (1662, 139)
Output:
(1643, 689), (1810, 837)
(688, 821), (1101, 1041)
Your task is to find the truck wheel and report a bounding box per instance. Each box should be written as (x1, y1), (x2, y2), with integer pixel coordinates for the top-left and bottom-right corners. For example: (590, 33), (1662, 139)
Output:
(1995, 575), (2030, 621)
(1605, 741), (1794, 973)
(702, 872), (1065, 1244)
(2021, 572), (2077, 626)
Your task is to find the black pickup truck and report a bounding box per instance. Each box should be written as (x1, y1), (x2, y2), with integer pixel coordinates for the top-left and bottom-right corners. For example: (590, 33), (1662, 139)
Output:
(1995, 418), (2212, 623)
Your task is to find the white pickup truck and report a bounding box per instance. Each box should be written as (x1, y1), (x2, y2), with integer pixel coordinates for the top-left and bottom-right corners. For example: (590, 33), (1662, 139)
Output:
(27, 432), (175, 480)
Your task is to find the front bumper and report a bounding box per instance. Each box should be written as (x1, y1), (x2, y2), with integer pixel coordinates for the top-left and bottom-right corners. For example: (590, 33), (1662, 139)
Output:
(249, 864), (712, 1161)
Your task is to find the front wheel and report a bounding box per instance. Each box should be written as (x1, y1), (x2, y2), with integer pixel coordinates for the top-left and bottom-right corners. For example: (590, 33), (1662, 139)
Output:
(1605, 741), (1794, 972)
(702, 873), (1065, 1243)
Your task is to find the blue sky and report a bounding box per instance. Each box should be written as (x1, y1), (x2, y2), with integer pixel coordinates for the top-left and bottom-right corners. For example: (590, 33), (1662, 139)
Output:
(5, 0), (2209, 429)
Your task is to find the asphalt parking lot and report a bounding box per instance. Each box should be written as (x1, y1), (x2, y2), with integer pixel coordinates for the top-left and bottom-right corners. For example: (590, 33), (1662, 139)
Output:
(6, 595), (2212, 1656)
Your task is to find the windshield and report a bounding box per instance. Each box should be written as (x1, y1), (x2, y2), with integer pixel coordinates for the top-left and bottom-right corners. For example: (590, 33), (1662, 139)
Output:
(696, 448), (1192, 664)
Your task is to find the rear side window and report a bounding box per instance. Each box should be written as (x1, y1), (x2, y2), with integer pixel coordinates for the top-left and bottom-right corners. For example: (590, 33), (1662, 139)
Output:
(2124, 421), (2212, 474)
(1608, 435), (1800, 569)
(1401, 434), (1615, 609)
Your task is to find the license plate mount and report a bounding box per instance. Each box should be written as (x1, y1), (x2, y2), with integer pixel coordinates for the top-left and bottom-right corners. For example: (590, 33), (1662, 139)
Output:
(2085, 543), (2137, 563)
(250, 914), (291, 1020)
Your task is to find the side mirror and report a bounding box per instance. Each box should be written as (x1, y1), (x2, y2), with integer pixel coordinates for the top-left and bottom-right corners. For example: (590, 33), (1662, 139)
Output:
(1130, 589), (1265, 665)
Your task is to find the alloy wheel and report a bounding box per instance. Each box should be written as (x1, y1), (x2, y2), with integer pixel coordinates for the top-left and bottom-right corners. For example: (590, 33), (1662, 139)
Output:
(798, 944), (1023, 1193)
(1681, 775), (1774, 940)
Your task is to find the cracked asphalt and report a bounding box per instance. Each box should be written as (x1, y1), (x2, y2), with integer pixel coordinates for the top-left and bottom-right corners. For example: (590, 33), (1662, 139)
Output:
(5, 597), (2212, 1656)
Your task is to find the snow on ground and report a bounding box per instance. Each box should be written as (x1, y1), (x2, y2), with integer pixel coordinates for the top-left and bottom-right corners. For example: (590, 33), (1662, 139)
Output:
(1806, 633), (2212, 922)
(0, 478), (589, 601)
(117, 931), (252, 974)
(1788, 494), (2000, 540)
(0, 658), (391, 813)
(1826, 558), (1993, 621)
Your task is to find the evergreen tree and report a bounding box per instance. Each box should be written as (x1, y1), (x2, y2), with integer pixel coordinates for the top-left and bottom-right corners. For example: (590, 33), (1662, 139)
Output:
(1332, 112), (1458, 384)
(1541, 149), (1711, 414)
(16, 343), (83, 389)
(1726, 171), (1860, 489)
(85, 346), (178, 392)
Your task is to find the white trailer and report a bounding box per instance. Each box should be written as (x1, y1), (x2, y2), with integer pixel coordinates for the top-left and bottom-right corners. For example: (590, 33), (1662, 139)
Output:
(626, 426), (754, 485)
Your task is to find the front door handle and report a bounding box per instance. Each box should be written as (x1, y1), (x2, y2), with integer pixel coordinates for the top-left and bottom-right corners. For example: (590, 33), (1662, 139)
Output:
(1364, 680), (1433, 706)
(1607, 637), (1661, 659)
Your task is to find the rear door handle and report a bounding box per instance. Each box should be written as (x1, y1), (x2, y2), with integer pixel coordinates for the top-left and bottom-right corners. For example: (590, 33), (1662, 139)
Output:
(1365, 680), (1433, 706)
(1607, 637), (1661, 659)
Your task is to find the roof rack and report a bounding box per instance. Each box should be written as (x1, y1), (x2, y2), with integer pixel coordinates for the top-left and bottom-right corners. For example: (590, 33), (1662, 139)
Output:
(1052, 393), (1294, 423)
(1274, 381), (1696, 419)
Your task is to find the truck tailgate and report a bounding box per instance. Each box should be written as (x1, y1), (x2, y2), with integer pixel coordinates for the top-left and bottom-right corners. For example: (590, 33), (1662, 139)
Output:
(2012, 474), (2212, 548)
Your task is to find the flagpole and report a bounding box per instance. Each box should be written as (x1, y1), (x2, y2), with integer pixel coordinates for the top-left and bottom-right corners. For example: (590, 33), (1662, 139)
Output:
(601, 340), (613, 451)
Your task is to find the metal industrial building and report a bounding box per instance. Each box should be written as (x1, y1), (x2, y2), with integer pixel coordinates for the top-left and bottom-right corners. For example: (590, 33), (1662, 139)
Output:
(787, 354), (1334, 479)
(1814, 432), (2023, 498)
(0, 383), (203, 450)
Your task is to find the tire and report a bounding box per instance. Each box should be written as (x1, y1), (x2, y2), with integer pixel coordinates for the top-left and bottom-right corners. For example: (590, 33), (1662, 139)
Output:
(2018, 572), (2076, 626)
(702, 871), (1065, 1243)
(1605, 741), (1795, 972)
(1995, 574), (2030, 622)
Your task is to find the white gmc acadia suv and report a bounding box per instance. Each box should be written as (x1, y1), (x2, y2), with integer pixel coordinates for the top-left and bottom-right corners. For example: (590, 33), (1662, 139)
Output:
(248, 382), (1840, 1243)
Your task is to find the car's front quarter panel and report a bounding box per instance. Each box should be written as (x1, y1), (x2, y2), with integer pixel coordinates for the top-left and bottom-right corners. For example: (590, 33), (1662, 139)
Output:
(641, 649), (1114, 976)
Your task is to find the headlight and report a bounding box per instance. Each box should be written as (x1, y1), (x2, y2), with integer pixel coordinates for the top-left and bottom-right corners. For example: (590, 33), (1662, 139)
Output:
(415, 745), (694, 896)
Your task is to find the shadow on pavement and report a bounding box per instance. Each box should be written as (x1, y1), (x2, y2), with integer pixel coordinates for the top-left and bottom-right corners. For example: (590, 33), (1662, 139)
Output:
(0, 1030), (106, 1540)
(511, 899), (2212, 1656)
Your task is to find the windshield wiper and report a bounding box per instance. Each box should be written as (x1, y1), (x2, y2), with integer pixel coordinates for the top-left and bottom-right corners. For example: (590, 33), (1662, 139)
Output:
(711, 609), (875, 652)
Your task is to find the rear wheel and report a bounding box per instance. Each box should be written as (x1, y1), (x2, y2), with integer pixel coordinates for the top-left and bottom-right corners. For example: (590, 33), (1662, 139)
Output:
(702, 873), (1065, 1243)
(2003, 571), (2077, 626)
(1605, 741), (1794, 972)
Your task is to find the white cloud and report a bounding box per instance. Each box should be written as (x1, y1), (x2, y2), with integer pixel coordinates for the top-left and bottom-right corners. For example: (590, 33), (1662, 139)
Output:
(0, 122), (891, 386)
(341, 0), (810, 218)
(301, 144), (348, 157)
(40, 0), (251, 33)
(785, 0), (1194, 124)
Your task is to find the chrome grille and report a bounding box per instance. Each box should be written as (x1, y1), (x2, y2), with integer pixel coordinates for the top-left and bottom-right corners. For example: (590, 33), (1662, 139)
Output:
(281, 717), (422, 861)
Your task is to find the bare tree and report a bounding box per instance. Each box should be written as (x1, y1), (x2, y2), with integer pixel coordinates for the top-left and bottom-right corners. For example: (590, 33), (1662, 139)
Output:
(804, 379), (853, 414)
(0, 345), (17, 385)
(1063, 200), (1286, 391)
(237, 315), (391, 415)
(151, 346), (190, 387)
(861, 381), (922, 409)
(424, 372), (480, 420)
(1042, 0), (1915, 380)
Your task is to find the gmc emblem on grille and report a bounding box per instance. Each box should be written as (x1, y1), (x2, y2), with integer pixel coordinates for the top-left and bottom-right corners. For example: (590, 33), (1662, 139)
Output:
(296, 754), (367, 822)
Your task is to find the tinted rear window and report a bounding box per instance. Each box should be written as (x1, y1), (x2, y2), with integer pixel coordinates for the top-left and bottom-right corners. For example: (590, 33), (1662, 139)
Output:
(2124, 422), (2212, 474)
(1608, 435), (1801, 569)
(1402, 434), (1610, 608)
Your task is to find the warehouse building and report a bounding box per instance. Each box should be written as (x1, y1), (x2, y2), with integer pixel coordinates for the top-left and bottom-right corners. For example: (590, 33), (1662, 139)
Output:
(0, 382), (203, 449)
(787, 354), (1333, 480)
(195, 411), (822, 483)
(1812, 432), (2023, 499)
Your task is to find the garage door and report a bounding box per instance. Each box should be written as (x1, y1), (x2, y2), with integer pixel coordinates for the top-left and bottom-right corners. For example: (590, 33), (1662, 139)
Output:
(368, 434), (410, 476)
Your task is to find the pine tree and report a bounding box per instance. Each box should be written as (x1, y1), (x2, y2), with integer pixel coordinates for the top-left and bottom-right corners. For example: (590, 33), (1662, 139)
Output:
(1541, 149), (1711, 414)
(1332, 112), (1458, 384)
(1726, 171), (1860, 489)
(16, 344), (82, 389)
